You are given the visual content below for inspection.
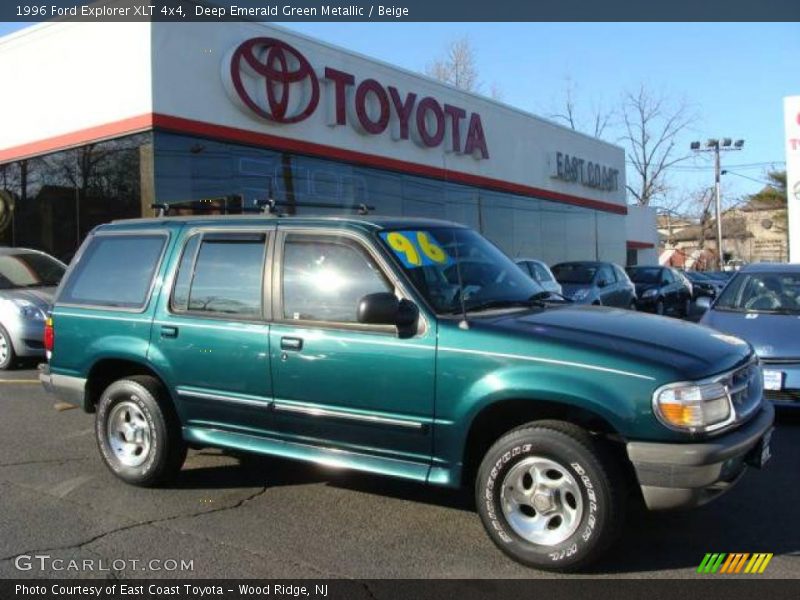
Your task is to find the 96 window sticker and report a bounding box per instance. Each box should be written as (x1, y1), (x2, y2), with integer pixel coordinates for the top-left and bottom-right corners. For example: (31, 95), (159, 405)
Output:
(380, 231), (453, 268)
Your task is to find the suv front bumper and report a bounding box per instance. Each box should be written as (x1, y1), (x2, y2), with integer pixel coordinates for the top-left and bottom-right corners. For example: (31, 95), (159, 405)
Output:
(626, 403), (774, 510)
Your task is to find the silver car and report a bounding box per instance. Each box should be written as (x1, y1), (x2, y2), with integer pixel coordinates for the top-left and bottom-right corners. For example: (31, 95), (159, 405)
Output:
(698, 263), (800, 408)
(515, 259), (562, 295)
(0, 248), (66, 369)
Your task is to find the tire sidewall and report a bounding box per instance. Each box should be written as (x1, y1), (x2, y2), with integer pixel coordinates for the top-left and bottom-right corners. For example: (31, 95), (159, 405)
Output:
(477, 429), (611, 570)
(96, 380), (165, 484)
(655, 299), (665, 315)
(0, 324), (15, 370)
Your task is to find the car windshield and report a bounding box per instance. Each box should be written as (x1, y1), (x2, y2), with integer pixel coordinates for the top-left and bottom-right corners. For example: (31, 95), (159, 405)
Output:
(0, 252), (65, 290)
(552, 263), (597, 284)
(626, 267), (661, 284)
(714, 271), (800, 313)
(379, 227), (544, 314)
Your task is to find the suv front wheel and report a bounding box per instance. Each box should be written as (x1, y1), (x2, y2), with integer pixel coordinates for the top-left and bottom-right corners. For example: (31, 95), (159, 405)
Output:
(475, 421), (623, 571)
(95, 376), (186, 487)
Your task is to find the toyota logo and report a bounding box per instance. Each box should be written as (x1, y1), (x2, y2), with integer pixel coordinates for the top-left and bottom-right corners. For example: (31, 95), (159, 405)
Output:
(228, 37), (320, 124)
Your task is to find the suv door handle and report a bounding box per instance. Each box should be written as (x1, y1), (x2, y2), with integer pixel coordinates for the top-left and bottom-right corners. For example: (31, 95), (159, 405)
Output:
(160, 325), (178, 339)
(280, 337), (303, 351)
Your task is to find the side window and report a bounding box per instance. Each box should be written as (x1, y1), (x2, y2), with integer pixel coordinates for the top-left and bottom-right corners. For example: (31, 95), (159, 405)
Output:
(663, 269), (675, 284)
(613, 265), (628, 282)
(517, 262), (533, 278)
(59, 234), (166, 309)
(171, 232), (266, 318)
(597, 265), (615, 284)
(530, 262), (551, 282)
(282, 234), (392, 323)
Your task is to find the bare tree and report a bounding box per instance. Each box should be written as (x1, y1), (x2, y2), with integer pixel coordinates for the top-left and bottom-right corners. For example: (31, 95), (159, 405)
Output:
(550, 78), (613, 138)
(489, 82), (505, 102)
(620, 86), (696, 206)
(426, 36), (480, 92)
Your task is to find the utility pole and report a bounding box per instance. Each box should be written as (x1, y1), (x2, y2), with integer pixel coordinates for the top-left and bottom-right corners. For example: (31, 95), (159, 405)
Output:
(690, 138), (744, 270)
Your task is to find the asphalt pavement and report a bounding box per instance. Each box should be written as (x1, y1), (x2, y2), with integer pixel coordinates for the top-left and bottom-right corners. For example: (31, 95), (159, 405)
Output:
(0, 368), (798, 579)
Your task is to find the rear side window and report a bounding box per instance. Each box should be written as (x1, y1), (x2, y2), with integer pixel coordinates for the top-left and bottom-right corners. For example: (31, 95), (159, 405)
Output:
(171, 232), (266, 318)
(59, 234), (166, 309)
(530, 262), (552, 282)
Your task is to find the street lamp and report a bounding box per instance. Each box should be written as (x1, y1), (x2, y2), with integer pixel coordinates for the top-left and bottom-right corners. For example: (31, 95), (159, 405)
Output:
(690, 138), (745, 269)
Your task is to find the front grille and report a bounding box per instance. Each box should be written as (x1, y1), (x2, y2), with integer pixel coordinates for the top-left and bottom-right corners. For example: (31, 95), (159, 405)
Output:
(765, 389), (800, 403)
(719, 360), (762, 422)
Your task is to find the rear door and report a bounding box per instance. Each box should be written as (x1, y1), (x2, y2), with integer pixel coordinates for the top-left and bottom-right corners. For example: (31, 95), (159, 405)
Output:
(596, 264), (618, 305)
(149, 226), (275, 434)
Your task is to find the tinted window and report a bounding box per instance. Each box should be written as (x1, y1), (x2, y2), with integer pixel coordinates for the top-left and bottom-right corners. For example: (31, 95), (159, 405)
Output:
(170, 235), (201, 311)
(0, 252), (65, 289)
(180, 233), (266, 318)
(282, 235), (392, 322)
(530, 262), (553, 283)
(59, 234), (166, 309)
(663, 270), (675, 284)
(552, 263), (597, 284)
(627, 266), (661, 284)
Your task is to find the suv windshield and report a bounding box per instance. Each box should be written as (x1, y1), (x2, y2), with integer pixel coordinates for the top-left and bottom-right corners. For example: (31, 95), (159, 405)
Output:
(552, 263), (597, 284)
(379, 227), (543, 314)
(626, 267), (661, 284)
(715, 271), (800, 313)
(0, 252), (65, 290)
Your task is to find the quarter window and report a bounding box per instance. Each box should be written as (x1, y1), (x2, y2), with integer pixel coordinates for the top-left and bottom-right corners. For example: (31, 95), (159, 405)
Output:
(171, 232), (266, 318)
(530, 262), (552, 283)
(59, 234), (166, 309)
(282, 235), (392, 323)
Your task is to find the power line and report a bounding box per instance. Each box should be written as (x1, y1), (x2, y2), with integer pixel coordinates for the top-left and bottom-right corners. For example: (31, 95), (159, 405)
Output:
(722, 170), (775, 186)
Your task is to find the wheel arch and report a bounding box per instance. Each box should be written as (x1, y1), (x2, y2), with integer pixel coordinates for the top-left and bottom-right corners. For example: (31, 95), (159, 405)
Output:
(84, 357), (172, 414)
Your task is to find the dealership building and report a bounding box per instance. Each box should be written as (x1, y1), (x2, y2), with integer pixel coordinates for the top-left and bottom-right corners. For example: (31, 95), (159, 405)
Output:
(0, 20), (657, 266)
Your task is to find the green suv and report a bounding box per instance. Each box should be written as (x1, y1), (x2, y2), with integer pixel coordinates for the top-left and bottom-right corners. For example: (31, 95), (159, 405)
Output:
(40, 215), (773, 570)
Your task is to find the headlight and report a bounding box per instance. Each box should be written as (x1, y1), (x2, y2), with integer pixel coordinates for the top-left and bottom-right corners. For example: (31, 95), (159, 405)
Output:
(11, 298), (45, 321)
(572, 288), (589, 301)
(653, 381), (732, 433)
(642, 288), (658, 298)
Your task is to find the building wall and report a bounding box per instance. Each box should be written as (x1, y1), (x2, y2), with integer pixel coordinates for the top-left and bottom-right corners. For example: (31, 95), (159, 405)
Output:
(625, 205), (658, 265)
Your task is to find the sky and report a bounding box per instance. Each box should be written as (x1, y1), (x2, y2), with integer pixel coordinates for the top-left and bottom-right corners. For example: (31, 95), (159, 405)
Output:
(1, 21), (797, 211)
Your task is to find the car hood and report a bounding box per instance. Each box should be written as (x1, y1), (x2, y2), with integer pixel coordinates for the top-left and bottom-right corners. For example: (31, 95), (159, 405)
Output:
(702, 309), (800, 360)
(475, 304), (752, 380)
(0, 287), (56, 311)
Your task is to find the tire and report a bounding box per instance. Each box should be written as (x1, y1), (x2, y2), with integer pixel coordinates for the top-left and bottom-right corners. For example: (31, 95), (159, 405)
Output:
(655, 299), (665, 316)
(475, 421), (624, 571)
(95, 376), (186, 487)
(682, 298), (692, 318)
(0, 324), (17, 370)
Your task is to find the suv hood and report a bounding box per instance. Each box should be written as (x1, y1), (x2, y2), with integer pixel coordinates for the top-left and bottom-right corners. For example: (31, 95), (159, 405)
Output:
(0, 287), (56, 311)
(702, 309), (800, 360)
(476, 304), (752, 380)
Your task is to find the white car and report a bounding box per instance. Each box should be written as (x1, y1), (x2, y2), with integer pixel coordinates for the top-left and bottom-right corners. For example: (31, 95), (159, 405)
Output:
(515, 259), (562, 295)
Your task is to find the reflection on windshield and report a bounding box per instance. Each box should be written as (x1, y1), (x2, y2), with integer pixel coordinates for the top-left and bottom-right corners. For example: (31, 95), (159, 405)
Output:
(0, 253), (65, 290)
(715, 272), (800, 313)
(626, 267), (660, 284)
(379, 228), (544, 314)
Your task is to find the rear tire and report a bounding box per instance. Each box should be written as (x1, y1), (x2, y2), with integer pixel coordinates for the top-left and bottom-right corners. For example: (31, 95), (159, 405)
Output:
(655, 299), (665, 316)
(0, 324), (17, 370)
(475, 421), (624, 571)
(95, 376), (186, 487)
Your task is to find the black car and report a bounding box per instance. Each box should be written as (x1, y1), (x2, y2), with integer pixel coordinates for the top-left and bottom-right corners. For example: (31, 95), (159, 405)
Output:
(626, 266), (693, 317)
(684, 271), (725, 299)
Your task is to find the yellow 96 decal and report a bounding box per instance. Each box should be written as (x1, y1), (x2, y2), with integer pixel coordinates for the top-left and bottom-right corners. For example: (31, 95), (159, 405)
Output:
(380, 231), (453, 268)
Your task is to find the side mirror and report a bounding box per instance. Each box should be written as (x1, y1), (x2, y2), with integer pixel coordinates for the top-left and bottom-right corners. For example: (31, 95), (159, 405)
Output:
(357, 293), (419, 331)
(695, 296), (712, 312)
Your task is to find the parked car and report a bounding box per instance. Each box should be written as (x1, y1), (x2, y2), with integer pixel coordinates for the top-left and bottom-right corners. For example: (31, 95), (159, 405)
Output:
(0, 247), (66, 369)
(684, 271), (725, 299)
(515, 258), (562, 295)
(698, 263), (800, 408)
(626, 266), (693, 317)
(551, 261), (636, 308)
(41, 215), (773, 571)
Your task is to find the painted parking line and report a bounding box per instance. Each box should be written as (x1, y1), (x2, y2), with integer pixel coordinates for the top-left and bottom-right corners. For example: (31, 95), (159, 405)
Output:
(0, 379), (39, 383)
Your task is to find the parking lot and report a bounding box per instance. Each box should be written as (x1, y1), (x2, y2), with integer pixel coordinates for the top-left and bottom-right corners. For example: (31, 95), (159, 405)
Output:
(0, 367), (798, 579)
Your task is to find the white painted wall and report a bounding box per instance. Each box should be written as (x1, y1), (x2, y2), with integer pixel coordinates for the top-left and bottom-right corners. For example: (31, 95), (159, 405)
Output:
(626, 205), (659, 265)
(151, 21), (626, 208)
(0, 21), (152, 156)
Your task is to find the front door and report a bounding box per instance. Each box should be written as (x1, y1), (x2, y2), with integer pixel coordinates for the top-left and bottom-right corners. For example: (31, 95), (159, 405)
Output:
(150, 228), (274, 433)
(268, 229), (436, 467)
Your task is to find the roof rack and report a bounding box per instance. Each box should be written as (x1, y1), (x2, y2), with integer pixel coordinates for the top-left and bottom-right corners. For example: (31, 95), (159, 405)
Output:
(151, 198), (375, 217)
